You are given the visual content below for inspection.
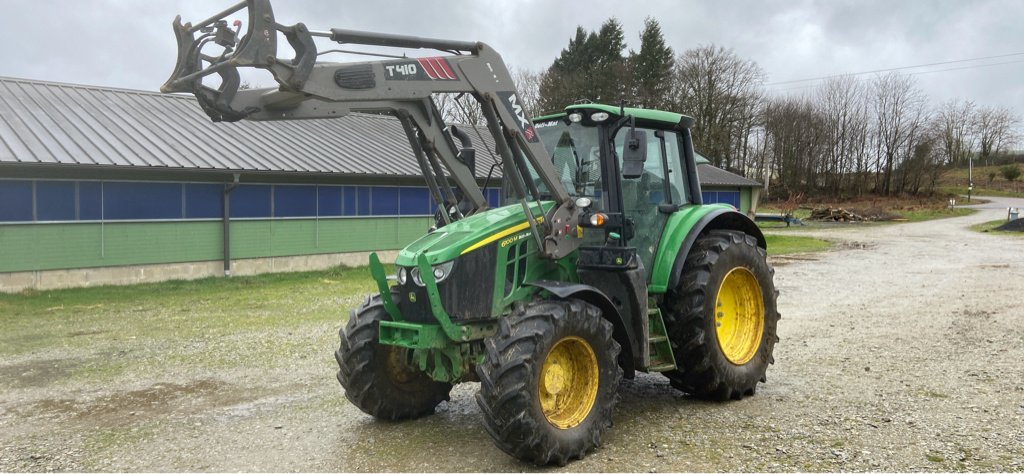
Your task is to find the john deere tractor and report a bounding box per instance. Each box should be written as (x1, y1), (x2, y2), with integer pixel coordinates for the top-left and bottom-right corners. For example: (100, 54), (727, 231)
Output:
(164, 0), (778, 465)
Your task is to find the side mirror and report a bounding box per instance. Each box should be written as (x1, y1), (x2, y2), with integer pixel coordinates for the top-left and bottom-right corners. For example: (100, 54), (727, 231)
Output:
(622, 129), (648, 179)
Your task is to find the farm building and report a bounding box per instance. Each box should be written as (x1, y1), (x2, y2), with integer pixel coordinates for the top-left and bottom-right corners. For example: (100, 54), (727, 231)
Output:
(695, 152), (762, 215)
(0, 76), (760, 292)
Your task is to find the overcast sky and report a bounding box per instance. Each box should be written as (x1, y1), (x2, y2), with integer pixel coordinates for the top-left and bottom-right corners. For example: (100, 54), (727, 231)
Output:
(2, 0), (1022, 127)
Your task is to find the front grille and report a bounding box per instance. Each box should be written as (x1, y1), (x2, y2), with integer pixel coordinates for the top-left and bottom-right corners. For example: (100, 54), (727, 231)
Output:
(395, 245), (497, 324)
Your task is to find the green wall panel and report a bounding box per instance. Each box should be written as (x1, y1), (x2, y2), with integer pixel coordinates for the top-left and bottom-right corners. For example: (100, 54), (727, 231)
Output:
(0, 217), (434, 273)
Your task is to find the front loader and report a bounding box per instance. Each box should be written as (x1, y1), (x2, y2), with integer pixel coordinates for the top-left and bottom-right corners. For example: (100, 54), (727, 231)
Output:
(163, 0), (779, 466)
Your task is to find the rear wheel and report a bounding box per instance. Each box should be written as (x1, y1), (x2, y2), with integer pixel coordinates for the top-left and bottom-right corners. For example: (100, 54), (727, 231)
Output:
(663, 230), (779, 400)
(475, 299), (622, 465)
(335, 293), (452, 420)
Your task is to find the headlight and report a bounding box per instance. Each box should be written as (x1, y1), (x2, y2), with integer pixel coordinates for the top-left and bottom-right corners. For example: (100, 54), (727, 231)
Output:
(397, 267), (407, 285)
(411, 261), (455, 286)
(590, 112), (609, 122)
(432, 261), (455, 283)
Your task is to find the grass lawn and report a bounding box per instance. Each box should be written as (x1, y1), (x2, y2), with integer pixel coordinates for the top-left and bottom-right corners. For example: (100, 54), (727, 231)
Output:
(0, 267), (378, 377)
(936, 186), (1024, 199)
(938, 164), (1024, 198)
(969, 219), (1024, 237)
(764, 234), (832, 255)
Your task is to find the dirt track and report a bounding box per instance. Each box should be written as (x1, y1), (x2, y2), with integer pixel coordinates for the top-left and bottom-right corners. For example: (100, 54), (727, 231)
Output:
(2, 197), (1023, 472)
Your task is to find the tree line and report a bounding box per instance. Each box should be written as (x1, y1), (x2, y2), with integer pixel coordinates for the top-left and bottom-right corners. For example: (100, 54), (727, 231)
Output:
(436, 18), (1021, 198)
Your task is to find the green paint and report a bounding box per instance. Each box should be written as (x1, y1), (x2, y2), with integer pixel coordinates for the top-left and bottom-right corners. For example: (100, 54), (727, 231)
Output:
(395, 202), (552, 266)
(0, 217), (432, 273)
(368, 253), (401, 321)
(647, 204), (733, 294)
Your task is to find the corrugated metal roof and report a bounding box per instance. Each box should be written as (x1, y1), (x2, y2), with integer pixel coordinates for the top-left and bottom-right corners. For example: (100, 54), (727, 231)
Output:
(0, 76), (499, 178)
(0, 76), (756, 189)
(697, 163), (761, 188)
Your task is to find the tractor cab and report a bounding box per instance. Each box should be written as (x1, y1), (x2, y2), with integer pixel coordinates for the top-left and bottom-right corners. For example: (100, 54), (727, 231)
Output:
(527, 104), (703, 274)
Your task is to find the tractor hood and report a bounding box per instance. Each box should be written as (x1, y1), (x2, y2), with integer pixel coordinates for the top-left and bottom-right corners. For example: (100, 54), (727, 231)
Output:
(395, 202), (553, 266)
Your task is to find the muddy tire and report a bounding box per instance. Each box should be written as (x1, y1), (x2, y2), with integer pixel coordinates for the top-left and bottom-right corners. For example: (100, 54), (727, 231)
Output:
(662, 230), (779, 400)
(475, 299), (622, 466)
(335, 293), (452, 420)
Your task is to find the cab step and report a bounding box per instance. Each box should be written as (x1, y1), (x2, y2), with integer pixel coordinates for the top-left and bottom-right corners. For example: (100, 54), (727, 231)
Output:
(644, 298), (677, 373)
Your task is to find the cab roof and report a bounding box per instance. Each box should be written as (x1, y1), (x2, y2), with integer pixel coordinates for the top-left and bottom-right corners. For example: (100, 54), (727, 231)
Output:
(534, 104), (695, 128)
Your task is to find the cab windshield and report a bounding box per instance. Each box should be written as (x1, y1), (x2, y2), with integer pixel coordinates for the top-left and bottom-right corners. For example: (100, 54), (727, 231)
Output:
(533, 119), (604, 207)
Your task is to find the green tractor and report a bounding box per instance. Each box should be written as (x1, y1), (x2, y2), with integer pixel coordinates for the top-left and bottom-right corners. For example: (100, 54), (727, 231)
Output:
(164, 0), (778, 465)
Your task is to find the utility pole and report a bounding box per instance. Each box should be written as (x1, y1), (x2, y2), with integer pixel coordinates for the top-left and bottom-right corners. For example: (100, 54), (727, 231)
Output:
(968, 153), (974, 203)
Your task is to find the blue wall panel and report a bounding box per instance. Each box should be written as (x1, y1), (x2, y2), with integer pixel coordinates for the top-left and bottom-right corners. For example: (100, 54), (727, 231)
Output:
(357, 186), (370, 216)
(317, 186), (342, 216)
(1, 181), (493, 222)
(103, 182), (183, 220)
(274, 185), (317, 217)
(703, 190), (740, 208)
(343, 187), (357, 216)
(36, 181), (76, 221)
(0, 181), (33, 222)
(231, 185), (271, 218)
(186, 184), (223, 219)
(79, 182), (102, 220)
(371, 187), (400, 215)
(399, 187), (430, 215)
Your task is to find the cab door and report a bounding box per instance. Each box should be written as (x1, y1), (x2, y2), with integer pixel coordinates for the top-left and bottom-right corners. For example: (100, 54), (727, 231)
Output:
(614, 128), (690, 274)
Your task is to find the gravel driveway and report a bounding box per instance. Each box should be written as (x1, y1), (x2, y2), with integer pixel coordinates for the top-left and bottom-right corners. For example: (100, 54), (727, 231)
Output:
(2, 197), (1023, 472)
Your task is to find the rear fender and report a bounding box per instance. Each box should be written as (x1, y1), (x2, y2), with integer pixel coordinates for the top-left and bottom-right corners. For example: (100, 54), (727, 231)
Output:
(524, 281), (636, 378)
(648, 207), (765, 293)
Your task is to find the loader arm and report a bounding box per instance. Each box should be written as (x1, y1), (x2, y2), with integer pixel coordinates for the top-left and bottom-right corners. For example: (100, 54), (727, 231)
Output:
(161, 0), (580, 259)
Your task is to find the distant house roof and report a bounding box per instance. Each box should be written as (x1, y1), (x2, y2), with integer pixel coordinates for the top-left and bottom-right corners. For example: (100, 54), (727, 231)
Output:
(694, 151), (760, 188)
(0, 76), (497, 179)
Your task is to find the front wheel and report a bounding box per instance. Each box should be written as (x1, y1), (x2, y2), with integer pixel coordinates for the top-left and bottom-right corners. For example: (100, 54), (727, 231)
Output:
(335, 293), (452, 420)
(475, 299), (622, 466)
(662, 230), (779, 400)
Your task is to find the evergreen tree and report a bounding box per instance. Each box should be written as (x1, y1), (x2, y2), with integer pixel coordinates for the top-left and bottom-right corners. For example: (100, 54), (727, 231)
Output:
(539, 18), (630, 113)
(629, 17), (674, 109)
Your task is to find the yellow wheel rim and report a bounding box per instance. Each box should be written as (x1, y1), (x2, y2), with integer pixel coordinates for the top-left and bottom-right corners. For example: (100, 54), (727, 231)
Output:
(715, 267), (765, 365)
(539, 336), (599, 429)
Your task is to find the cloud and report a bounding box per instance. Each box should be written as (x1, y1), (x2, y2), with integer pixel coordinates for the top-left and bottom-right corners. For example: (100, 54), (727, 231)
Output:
(1, 0), (1021, 127)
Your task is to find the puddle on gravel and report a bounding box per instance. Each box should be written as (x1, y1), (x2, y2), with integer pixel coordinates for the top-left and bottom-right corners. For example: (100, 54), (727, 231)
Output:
(6, 379), (258, 426)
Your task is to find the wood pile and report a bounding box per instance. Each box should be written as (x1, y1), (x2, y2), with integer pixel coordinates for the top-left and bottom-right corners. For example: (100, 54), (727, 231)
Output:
(809, 207), (867, 222)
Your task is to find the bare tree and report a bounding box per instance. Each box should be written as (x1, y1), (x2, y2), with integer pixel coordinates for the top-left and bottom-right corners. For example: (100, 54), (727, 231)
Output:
(871, 73), (928, 195)
(760, 95), (826, 195)
(432, 93), (485, 126)
(511, 67), (544, 119)
(672, 45), (765, 170)
(934, 99), (977, 166)
(976, 106), (1020, 165)
(814, 75), (870, 195)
